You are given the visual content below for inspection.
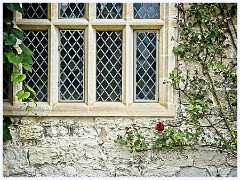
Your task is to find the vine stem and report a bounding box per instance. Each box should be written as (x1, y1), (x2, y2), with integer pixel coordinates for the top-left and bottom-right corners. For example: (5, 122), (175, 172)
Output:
(217, 3), (237, 50)
(179, 89), (228, 146)
(196, 17), (235, 141)
(200, 60), (235, 141)
(133, 144), (237, 158)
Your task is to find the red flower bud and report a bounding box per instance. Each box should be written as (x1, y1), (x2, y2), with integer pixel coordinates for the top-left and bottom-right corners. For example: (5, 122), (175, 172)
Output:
(156, 122), (164, 131)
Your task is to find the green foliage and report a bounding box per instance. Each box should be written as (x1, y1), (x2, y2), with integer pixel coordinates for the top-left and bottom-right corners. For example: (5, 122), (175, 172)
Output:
(169, 3), (237, 156)
(11, 72), (26, 82)
(4, 3), (23, 13)
(3, 117), (12, 141)
(115, 125), (202, 153)
(3, 3), (36, 105)
(116, 3), (237, 157)
(3, 3), (36, 141)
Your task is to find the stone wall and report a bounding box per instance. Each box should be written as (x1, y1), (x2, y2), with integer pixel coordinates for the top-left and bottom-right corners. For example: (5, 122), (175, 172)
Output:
(3, 117), (237, 177)
(2, 3), (237, 177)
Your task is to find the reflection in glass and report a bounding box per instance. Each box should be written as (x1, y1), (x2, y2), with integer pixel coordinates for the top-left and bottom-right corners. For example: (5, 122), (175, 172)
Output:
(135, 31), (157, 101)
(96, 31), (122, 101)
(134, 3), (160, 19)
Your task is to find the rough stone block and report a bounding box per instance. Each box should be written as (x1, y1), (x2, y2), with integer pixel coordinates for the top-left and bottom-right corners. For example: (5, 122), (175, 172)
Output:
(217, 167), (232, 177)
(9, 166), (36, 177)
(18, 125), (44, 140)
(227, 168), (237, 177)
(3, 148), (28, 165)
(143, 166), (180, 177)
(193, 149), (227, 167)
(176, 167), (210, 177)
(43, 126), (69, 137)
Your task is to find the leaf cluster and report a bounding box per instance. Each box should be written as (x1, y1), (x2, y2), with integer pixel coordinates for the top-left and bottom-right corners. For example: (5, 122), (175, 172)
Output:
(3, 3), (36, 141)
(115, 125), (202, 153)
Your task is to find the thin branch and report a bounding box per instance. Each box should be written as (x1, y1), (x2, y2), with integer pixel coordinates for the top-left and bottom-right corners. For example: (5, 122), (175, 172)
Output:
(217, 4), (237, 50)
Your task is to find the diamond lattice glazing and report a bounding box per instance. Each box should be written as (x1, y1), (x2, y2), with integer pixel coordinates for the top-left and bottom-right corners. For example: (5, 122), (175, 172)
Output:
(96, 31), (122, 101)
(23, 31), (48, 102)
(134, 3), (160, 19)
(3, 68), (10, 100)
(135, 31), (157, 101)
(59, 30), (84, 101)
(96, 3), (122, 19)
(59, 3), (85, 18)
(22, 3), (48, 19)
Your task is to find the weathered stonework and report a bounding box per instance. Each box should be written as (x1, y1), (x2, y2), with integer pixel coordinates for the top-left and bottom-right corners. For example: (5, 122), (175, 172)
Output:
(2, 3), (237, 177)
(3, 117), (237, 177)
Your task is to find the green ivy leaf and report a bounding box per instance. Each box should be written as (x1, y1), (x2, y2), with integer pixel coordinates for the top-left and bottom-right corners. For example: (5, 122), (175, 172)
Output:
(3, 122), (12, 141)
(21, 52), (33, 65)
(3, 32), (8, 42)
(21, 92), (30, 99)
(16, 90), (30, 100)
(5, 33), (17, 45)
(12, 3), (23, 13)
(3, 10), (13, 24)
(20, 44), (34, 56)
(11, 72), (26, 83)
(5, 3), (23, 13)
(3, 117), (12, 141)
(4, 3), (15, 12)
(3, 53), (8, 63)
(11, 28), (24, 40)
(5, 51), (23, 64)
(22, 62), (32, 72)
(26, 106), (33, 112)
(25, 84), (36, 95)
(16, 90), (24, 99)
(4, 117), (12, 126)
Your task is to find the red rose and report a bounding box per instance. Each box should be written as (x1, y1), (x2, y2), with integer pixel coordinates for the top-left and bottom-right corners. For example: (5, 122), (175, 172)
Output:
(156, 122), (164, 131)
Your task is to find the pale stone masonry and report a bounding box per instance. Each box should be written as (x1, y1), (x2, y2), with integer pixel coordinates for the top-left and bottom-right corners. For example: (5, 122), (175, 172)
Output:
(3, 3), (237, 177)
(3, 117), (237, 177)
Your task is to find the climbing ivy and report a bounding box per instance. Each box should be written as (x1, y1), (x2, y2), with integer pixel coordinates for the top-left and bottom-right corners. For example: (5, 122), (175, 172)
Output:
(3, 3), (36, 141)
(115, 3), (237, 157)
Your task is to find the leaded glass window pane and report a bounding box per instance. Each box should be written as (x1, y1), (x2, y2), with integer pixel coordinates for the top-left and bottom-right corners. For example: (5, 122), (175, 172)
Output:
(96, 3), (122, 19)
(134, 3), (160, 19)
(23, 31), (48, 102)
(59, 3), (85, 18)
(135, 31), (157, 101)
(59, 30), (84, 101)
(3, 68), (10, 101)
(22, 3), (48, 19)
(96, 31), (122, 101)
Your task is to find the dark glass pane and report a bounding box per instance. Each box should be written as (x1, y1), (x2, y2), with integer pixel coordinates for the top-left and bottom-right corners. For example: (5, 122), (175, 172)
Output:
(135, 31), (157, 101)
(59, 3), (85, 18)
(3, 66), (10, 100)
(96, 31), (122, 101)
(97, 3), (122, 19)
(134, 3), (160, 19)
(22, 3), (48, 19)
(59, 30), (85, 101)
(23, 31), (48, 102)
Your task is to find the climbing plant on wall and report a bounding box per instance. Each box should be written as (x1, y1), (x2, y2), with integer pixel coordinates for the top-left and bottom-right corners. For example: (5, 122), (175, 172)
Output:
(115, 3), (237, 157)
(3, 3), (36, 140)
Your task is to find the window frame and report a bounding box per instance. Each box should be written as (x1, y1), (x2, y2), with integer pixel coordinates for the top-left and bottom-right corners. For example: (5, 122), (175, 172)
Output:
(3, 3), (176, 117)
(58, 29), (86, 103)
(58, 3), (86, 19)
(133, 30), (159, 103)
